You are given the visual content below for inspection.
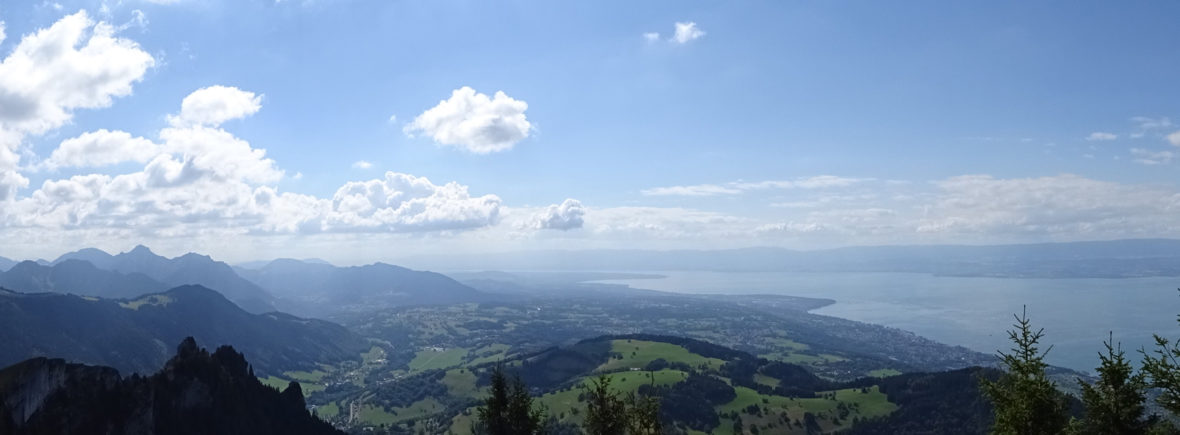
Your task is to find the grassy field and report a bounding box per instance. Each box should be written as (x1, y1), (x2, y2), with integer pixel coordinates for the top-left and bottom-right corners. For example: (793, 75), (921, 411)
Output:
(118, 294), (173, 310)
(260, 374), (325, 397)
(441, 368), (482, 399)
(408, 347), (470, 372)
(358, 404), (398, 426)
(754, 373), (781, 388)
(390, 398), (445, 422)
(597, 340), (725, 372)
(259, 375), (289, 390)
(712, 385), (897, 435)
(284, 369), (329, 383)
(314, 401), (340, 419)
(868, 368), (902, 377)
(361, 346), (385, 365)
(539, 369), (688, 421)
(467, 343), (511, 366)
(762, 351), (848, 365)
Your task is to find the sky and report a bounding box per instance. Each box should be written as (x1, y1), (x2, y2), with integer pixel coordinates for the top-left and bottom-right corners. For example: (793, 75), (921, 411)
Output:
(1, 0), (1180, 264)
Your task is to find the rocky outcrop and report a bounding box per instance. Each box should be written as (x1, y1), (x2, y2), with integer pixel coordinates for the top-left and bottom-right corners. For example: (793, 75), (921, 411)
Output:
(0, 337), (342, 435)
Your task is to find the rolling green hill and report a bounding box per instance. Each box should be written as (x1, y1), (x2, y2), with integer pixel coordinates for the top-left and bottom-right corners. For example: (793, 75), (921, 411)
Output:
(311, 334), (957, 434)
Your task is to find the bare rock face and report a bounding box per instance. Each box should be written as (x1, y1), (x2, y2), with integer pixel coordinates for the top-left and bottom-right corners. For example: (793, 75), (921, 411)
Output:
(0, 337), (340, 435)
(0, 358), (120, 427)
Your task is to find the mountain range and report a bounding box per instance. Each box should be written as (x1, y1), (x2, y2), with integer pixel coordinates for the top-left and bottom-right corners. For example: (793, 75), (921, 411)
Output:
(0, 260), (168, 300)
(0, 285), (369, 376)
(51, 246), (276, 313)
(235, 258), (489, 317)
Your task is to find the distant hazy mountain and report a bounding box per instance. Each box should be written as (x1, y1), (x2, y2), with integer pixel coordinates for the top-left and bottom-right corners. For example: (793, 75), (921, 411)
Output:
(0, 285), (369, 375)
(0, 256), (14, 272)
(401, 238), (1180, 278)
(0, 260), (169, 299)
(237, 259), (486, 316)
(53, 245), (275, 313)
(0, 337), (341, 435)
(235, 257), (333, 270)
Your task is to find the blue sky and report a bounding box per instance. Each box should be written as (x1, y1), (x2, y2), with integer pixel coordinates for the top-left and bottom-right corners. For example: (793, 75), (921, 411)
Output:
(1, 0), (1179, 263)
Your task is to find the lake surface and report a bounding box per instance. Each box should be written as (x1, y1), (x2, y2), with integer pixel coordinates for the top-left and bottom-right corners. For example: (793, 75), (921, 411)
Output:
(594, 271), (1180, 373)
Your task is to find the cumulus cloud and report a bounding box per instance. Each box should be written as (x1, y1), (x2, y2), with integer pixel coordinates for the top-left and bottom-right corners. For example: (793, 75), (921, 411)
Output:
(404, 86), (531, 154)
(642, 176), (869, 196)
(671, 22), (705, 44)
(352, 160), (373, 169)
(1086, 132), (1117, 141)
(166, 85), (261, 127)
(3, 84), (502, 238)
(528, 199), (585, 231)
(0, 10), (154, 200)
(157, 123), (283, 184)
(323, 172), (501, 232)
(46, 129), (159, 168)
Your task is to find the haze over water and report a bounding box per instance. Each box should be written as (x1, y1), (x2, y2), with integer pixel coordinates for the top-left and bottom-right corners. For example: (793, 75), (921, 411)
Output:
(598, 271), (1180, 373)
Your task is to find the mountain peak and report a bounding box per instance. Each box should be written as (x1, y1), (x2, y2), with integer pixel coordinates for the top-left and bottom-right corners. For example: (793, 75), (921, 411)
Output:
(177, 252), (214, 262)
(126, 245), (155, 256)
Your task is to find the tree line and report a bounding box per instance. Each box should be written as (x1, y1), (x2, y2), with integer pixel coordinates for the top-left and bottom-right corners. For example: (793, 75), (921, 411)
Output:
(981, 302), (1180, 435)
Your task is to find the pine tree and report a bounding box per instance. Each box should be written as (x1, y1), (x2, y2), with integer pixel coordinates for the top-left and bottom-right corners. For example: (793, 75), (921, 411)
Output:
(1077, 333), (1149, 435)
(980, 306), (1070, 435)
(476, 365), (546, 435)
(583, 375), (628, 435)
(625, 393), (662, 435)
(1141, 290), (1180, 415)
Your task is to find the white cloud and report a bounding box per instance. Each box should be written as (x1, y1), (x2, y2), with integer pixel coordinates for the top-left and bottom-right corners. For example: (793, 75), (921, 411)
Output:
(158, 123), (283, 184)
(352, 160), (373, 169)
(166, 85), (262, 127)
(404, 86), (531, 154)
(3, 86), (501, 238)
(916, 174), (1180, 239)
(118, 9), (148, 32)
(1168, 131), (1180, 147)
(0, 10), (154, 200)
(755, 222), (827, 235)
(323, 172), (501, 232)
(643, 32), (660, 42)
(528, 198), (585, 231)
(46, 129), (159, 168)
(585, 206), (748, 240)
(671, 22), (705, 44)
(643, 176), (870, 196)
(1130, 116), (1174, 138)
(1086, 132), (1117, 141)
(642, 184), (742, 196)
(1131, 148), (1174, 165)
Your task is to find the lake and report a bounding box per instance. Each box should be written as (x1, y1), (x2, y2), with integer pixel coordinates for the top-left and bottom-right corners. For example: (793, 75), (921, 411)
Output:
(594, 271), (1180, 373)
